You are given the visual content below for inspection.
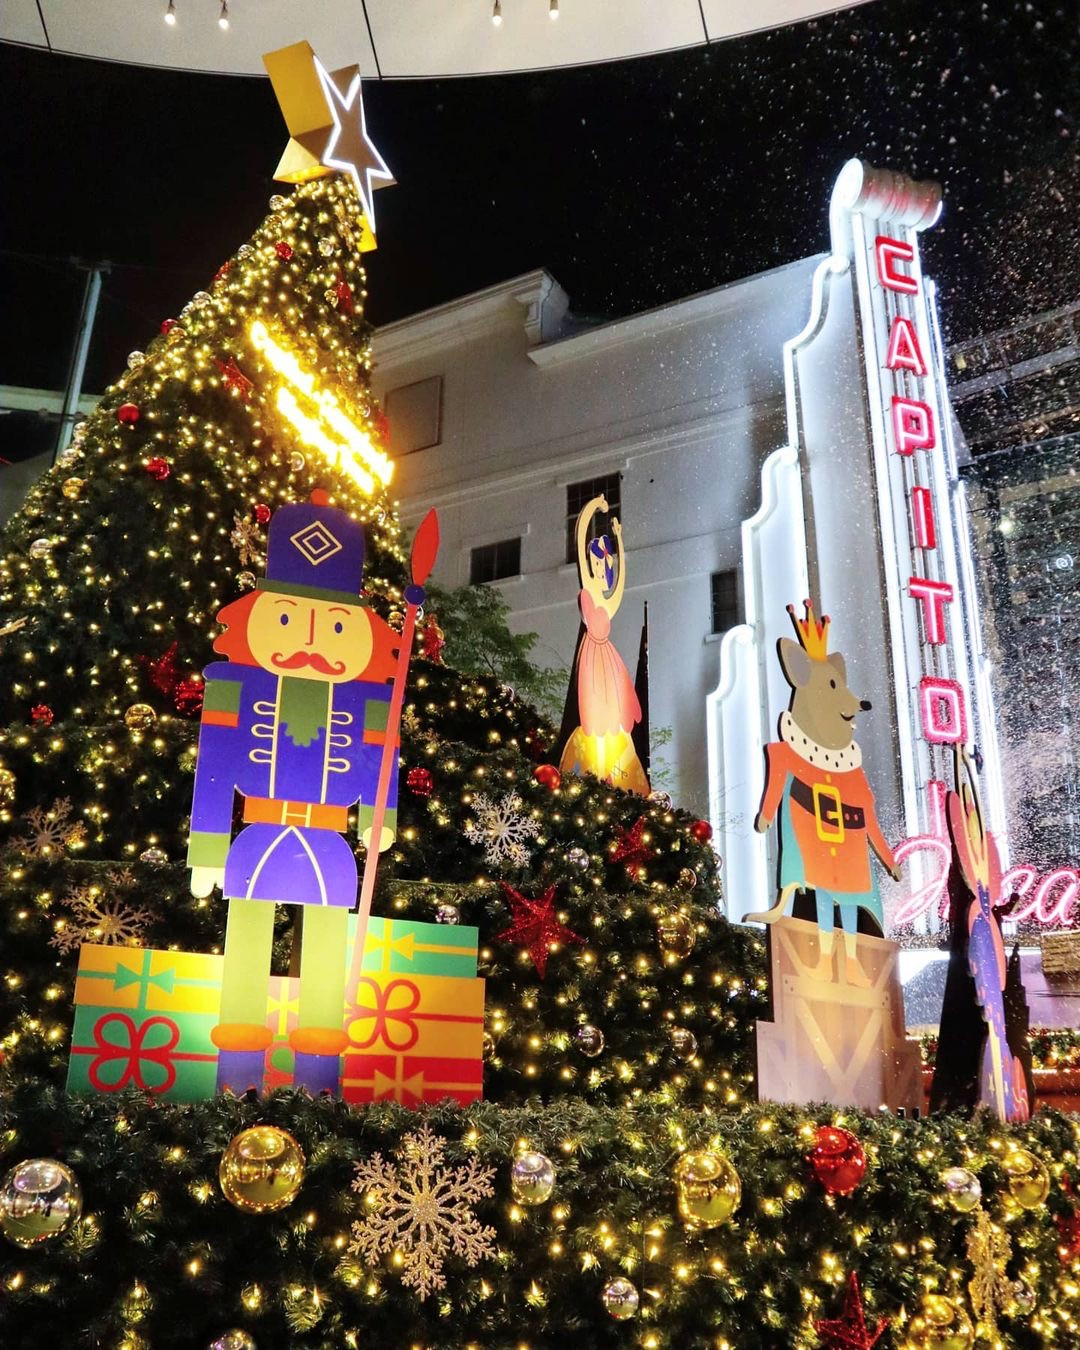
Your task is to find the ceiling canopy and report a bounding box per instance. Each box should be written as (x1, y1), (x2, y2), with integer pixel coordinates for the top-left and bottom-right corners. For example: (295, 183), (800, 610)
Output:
(3, 0), (871, 78)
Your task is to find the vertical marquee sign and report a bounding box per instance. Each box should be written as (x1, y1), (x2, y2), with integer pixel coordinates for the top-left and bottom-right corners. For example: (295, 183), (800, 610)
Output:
(709, 160), (1006, 929)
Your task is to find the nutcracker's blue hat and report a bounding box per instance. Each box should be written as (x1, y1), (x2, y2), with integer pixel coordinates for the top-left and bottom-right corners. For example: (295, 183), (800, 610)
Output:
(258, 490), (366, 605)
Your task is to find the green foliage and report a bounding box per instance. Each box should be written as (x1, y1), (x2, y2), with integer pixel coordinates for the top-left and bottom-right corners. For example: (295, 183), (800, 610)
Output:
(425, 580), (567, 721)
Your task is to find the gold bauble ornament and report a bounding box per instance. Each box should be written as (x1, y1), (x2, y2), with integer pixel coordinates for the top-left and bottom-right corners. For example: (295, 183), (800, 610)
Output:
(674, 1150), (740, 1229)
(601, 1276), (640, 1320)
(657, 911), (696, 957)
(1002, 1148), (1050, 1210)
(62, 476), (85, 500)
(904, 1293), (974, 1349)
(669, 1026), (698, 1060)
(510, 1152), (555, 1205)
(939, 1166), (982, 1213)
(0, 1158), (82, 1248)
(219, 1125), (305, 1214)
(124, 703), (157, 731)
(209, 1334), (256, 1350)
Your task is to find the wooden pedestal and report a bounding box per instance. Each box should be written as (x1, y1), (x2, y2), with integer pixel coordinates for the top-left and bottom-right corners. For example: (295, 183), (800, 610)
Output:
(755, 916), (921, 1113)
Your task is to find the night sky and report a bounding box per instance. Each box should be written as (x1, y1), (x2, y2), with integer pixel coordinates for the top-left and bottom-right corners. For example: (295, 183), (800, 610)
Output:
(1, 0), (1076, 459)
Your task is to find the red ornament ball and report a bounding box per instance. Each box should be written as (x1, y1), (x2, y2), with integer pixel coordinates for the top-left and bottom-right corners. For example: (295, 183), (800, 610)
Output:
(275, 241), (294, 260)
(533, 764), (562, 790)
(30, 704), (54, 727)
(254, 503), (272, 525)
(145, 457), (171, 481)
(160, 317), (178, 335)
(407, 767), (434, 798)
(173, 679), (204, 717)
(689, 818), (713, 843)
(116, 402), (141, 426)
(808, 1126), (867, 1196)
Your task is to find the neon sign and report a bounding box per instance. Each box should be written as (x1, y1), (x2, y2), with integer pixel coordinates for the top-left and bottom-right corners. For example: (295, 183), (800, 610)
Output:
(249, 319), (393, 495)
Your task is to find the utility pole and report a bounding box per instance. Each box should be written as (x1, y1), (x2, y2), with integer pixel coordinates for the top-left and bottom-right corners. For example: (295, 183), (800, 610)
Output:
(53, 259), (110, 462)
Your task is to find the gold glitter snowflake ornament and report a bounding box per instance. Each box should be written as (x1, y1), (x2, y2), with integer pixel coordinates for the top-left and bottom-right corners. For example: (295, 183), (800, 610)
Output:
(349, 1124), (496, 1300)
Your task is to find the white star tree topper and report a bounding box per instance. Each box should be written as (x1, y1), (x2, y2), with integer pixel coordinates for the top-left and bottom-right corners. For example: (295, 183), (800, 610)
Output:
(314, 59), (393, 232)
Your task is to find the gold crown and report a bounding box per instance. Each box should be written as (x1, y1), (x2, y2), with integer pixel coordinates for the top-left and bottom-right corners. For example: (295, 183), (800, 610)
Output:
(787, 599), (830, 661)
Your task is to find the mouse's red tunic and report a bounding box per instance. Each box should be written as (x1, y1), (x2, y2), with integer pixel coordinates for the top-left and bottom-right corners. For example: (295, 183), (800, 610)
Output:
(759, 738), (895, 897)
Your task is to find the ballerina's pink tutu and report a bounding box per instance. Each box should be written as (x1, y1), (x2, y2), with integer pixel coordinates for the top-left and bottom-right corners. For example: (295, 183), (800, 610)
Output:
(577, 589), (641, 737)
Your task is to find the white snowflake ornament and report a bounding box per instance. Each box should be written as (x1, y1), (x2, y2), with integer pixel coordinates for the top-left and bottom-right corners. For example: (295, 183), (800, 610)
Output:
(349, 1124), (496, 1300)
(463, 791), (540, 869)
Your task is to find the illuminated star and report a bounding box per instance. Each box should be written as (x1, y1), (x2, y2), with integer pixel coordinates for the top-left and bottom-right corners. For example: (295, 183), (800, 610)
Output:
(495, 883), (583, 979)
(814, 1273), (890, 1350)
(314, 60), (393, 232)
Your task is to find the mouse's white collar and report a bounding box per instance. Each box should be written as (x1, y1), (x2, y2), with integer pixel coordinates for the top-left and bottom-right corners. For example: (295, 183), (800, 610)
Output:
(779, 709), (862, 771)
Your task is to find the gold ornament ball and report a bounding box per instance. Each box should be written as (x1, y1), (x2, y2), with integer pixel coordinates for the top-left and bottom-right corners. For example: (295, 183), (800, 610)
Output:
(237, 571), (257, 590)
(670, 1026), (698, 1060)
(601, 1277), (640, 1321)
(62, 476), (85, 500)
(674, 1150), (741, 1230)
(575, 1024), (605, 1057)
(904, 1294), (974, 1349)
(0, 766), (15, 806)
(482, 1031), (497, 1062)
(939, 1166), (981, 1213)
(209, 1334), (256, 1350)
(1003, 1148), (1050, 1209)
(219, 1125), (305, 1214)
(124, 703), (157, 731)
(657, 911), (696, 958)
(510, 1151), (556, 1206)
(29, 538), (53, 559)
(677, 867), (698, 890)
(57, 447), (82, 470)
(0, 1158), (82, 1249)
(289, 451), (306, 472)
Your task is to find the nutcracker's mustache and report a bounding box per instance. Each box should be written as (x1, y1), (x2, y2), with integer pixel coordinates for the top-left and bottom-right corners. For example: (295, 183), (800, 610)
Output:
(272, 651), (346, 675)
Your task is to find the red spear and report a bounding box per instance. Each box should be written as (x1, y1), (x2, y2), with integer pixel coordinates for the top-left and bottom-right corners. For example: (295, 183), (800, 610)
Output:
(349, 509), (439, 990)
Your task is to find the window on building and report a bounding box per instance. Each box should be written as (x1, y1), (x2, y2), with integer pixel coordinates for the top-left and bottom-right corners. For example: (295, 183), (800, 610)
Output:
(566, 472), (621, 565)
(384, 376), (443, 456)
(711, 569), (740, 635)
(470, 537), (522, 585)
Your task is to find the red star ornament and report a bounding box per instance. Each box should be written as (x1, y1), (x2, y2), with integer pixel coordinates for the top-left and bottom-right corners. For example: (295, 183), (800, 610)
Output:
(610, 817), (655, 876)
(495, 883), (583, 979)
(215, 356), (254, 400)
(421, 616), (445, 663)
(814, 1273), (889, 1350)
(141, 641), (180, 697)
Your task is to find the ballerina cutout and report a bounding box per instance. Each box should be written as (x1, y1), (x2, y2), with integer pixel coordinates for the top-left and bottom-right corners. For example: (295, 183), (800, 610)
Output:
(557, 494), (649, 796)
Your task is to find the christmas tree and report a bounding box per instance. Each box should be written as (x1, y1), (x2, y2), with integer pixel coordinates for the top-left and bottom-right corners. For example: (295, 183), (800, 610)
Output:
(0, 71), (1077, 1350)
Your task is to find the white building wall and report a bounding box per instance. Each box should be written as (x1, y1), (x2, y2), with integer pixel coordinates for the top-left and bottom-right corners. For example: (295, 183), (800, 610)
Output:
(374, 258), (824, 816)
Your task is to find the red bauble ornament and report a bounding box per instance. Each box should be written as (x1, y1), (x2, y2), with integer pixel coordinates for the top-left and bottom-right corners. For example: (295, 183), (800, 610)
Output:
(30, 704), (54, 727)
(808, 1126), (867, 1196)
(254, 503), (272, 525)
(407, 767), (434, 798)
(160, 318), (178, 335)
(533, 764), (562, 790)
(173, 679), (204, 717)
(213, 260), (232, 284)
(145, 457), (171, 481)
(689, 818), (713, 843)
(335, 278), (355, 315)
(116, 403), (141, 426)
(275, 241), (294, 260)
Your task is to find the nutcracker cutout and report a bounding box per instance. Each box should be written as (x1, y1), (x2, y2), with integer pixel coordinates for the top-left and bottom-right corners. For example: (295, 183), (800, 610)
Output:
(188, 490), (410, 1094)
(556, 494), (649, 796)
(745, 601), (900, 987)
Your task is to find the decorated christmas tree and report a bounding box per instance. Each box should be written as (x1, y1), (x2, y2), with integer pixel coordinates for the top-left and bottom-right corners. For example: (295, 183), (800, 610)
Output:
(0, 44), (1077, 1350)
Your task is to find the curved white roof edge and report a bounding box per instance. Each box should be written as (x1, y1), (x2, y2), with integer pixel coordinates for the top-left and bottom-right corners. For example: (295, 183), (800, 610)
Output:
(2, 0), (874, 79)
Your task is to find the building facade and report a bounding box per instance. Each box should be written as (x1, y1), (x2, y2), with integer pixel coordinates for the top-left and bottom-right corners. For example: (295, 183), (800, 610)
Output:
(374, 257), (824, 818)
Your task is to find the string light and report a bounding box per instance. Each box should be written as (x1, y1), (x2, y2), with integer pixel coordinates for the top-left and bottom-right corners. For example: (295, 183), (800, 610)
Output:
(164, 0), (176, 25)
(218, 1), (229, 30)
(492, 0), (502, 25)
